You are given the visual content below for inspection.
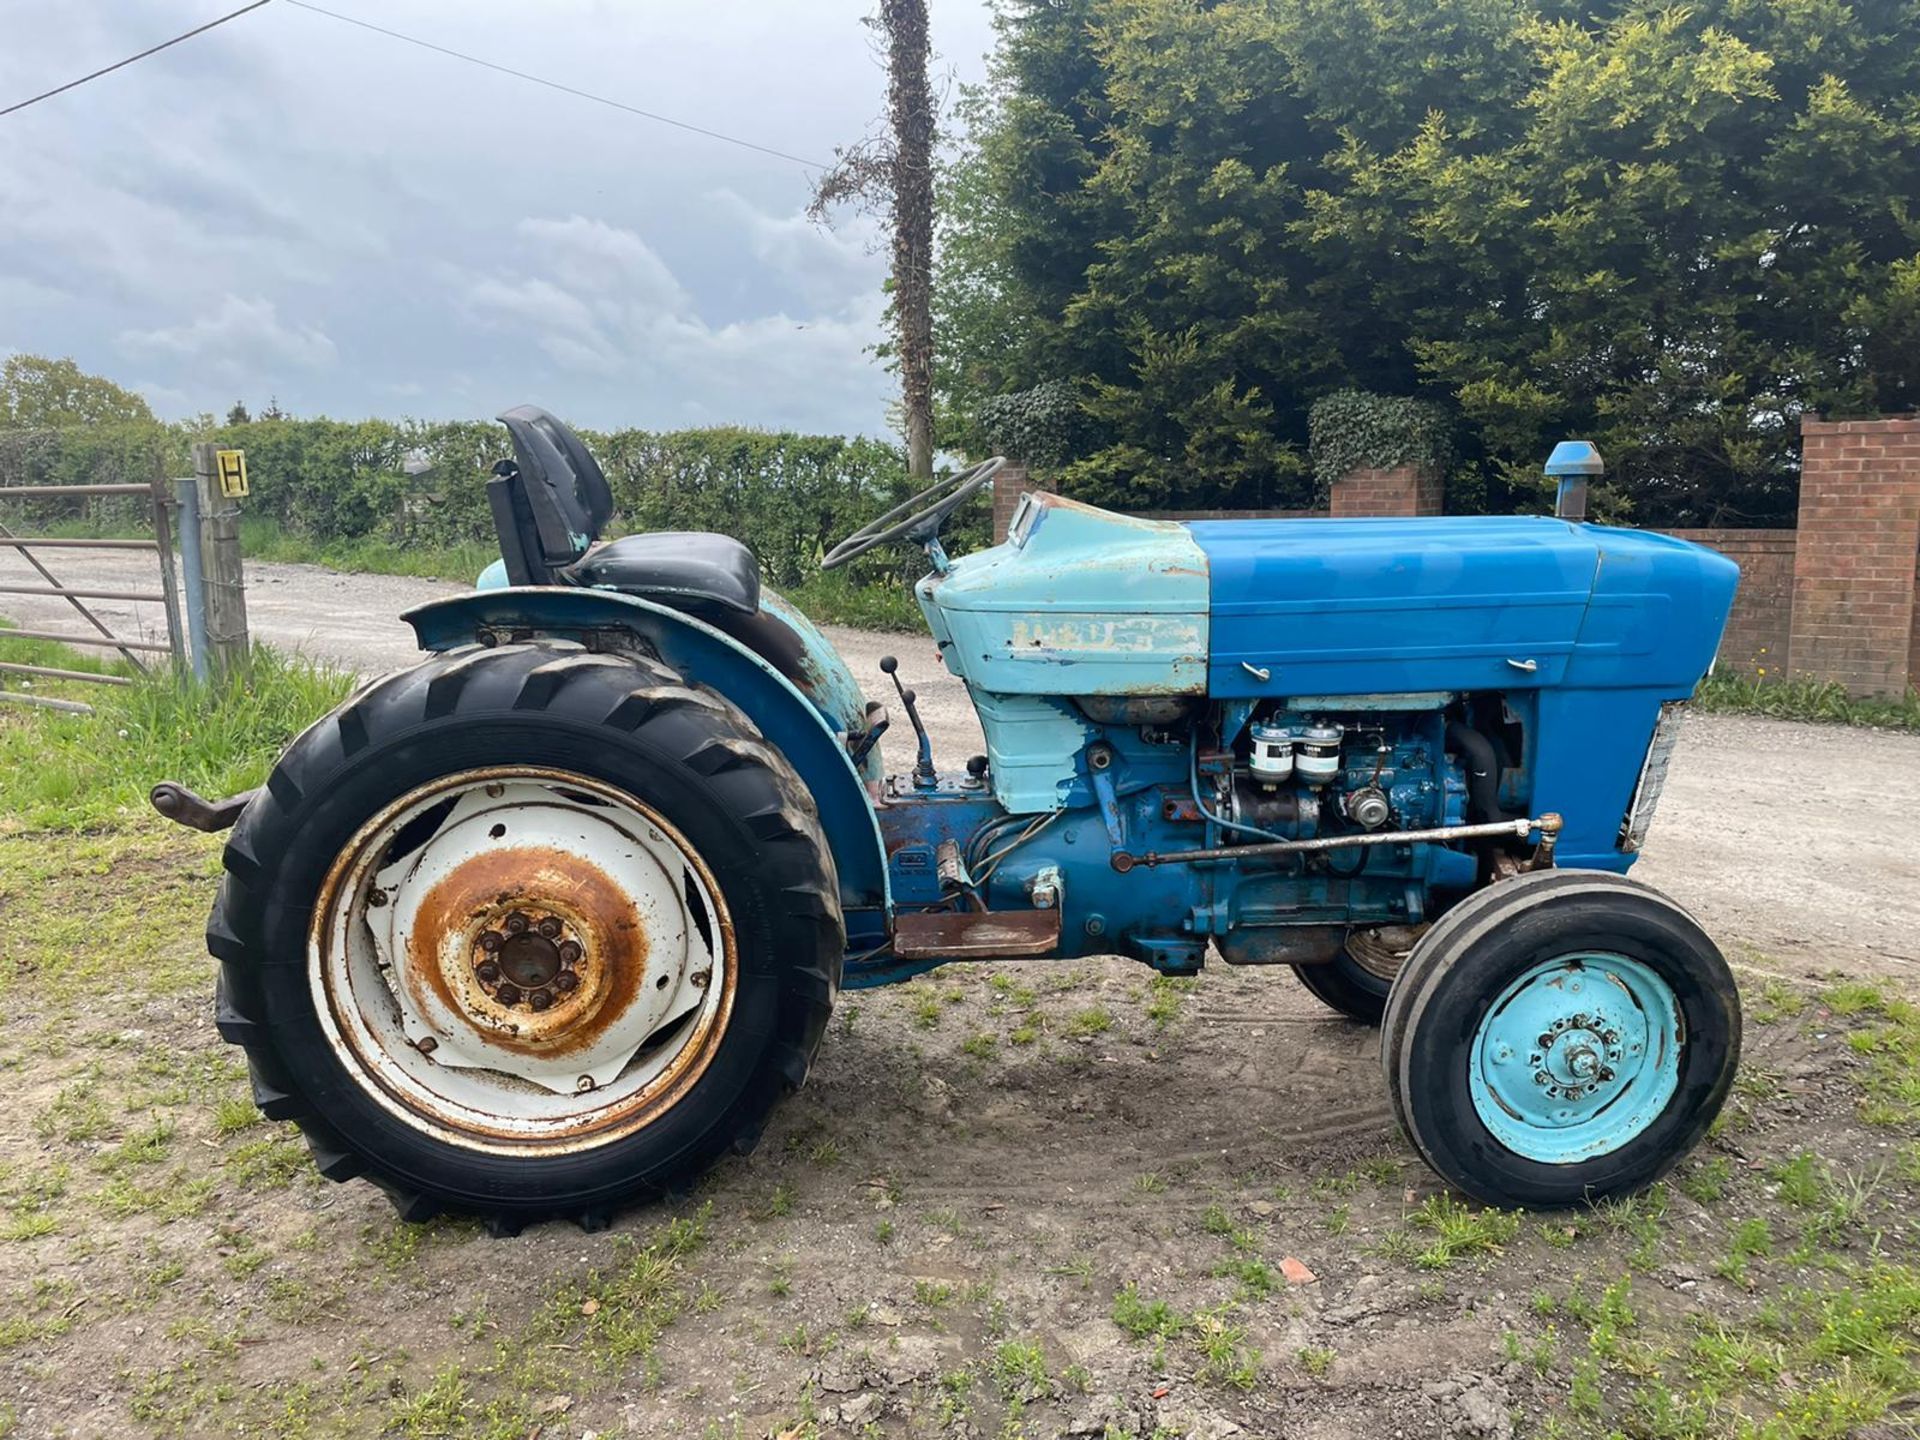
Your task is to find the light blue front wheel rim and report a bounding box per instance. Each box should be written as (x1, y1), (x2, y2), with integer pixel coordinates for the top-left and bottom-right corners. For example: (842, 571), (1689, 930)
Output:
(1468, 953), (1683, 1165)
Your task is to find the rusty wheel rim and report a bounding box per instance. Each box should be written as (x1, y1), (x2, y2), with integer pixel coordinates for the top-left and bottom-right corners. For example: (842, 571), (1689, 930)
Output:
(1346, 924), (1426, 983)
(309, 767), (737, 1154)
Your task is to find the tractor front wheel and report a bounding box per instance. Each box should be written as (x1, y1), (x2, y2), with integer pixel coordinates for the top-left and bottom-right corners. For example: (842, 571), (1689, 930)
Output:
(1382, 871), (1738, 1209)
(208, 641), (841, 1232)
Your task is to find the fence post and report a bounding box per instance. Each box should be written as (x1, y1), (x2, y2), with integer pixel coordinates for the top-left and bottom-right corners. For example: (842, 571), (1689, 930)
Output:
(175, 477), (211, 682)
(149, 452), (187, 673)
(191, 442), (251, 679)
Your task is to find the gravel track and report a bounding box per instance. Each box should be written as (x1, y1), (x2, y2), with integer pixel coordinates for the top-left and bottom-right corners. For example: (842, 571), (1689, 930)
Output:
(5, 545), (1916, 983)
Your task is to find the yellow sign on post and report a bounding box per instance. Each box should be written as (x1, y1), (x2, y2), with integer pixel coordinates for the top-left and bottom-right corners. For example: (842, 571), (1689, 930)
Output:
(215, 449), (249, 499)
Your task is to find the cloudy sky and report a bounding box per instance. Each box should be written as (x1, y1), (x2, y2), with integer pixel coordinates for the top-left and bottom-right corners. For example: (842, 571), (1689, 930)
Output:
(0, 0), (1000, 436)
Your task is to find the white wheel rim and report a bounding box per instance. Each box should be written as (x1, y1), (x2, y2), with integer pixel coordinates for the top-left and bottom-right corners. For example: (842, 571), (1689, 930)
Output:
(309, 767), (736, 1155)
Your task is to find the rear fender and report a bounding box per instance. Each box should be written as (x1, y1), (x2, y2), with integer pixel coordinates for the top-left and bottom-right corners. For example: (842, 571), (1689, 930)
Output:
(402, 587), (888, 912)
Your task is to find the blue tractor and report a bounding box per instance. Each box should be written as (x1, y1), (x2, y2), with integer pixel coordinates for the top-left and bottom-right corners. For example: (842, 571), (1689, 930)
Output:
(155, 407), (1741, 1231)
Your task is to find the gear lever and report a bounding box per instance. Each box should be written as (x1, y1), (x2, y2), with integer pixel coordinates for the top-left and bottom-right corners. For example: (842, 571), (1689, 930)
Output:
(879, 656), (937, 788)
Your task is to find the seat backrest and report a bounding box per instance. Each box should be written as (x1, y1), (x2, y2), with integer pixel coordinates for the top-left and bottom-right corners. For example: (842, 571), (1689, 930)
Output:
(488, 405), (615, 584)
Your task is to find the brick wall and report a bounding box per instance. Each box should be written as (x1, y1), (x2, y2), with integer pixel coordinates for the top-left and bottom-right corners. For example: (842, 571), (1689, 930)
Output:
(1912, 545), (1920, 690)
(1133, 508), (1319, 522)
(990, 462), (1046, 542)
(1664, 529), (1797, 674)
(1328, 465), (1443, 517)
(1788, 417), (1920, 696)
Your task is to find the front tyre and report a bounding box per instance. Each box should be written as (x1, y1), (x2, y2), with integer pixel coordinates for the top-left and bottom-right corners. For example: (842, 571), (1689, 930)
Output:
(210, 642), (841, 1231)
(1382, 871), (1738, 1210)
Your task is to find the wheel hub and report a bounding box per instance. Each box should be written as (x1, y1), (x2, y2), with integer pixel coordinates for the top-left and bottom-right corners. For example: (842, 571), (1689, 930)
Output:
(310, 769), (736, 1152)
(1523, 1012), (1624, 1100)
(1469, 953), (1681, 1163)
(474, 910), (584, 1010)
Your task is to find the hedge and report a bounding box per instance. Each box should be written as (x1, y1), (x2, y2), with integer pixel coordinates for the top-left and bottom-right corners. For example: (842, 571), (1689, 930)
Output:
(0, 417), (934, 593)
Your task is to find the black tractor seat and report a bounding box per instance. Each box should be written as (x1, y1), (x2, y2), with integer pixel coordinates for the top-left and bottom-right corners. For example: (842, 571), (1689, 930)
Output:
(565, 531), (761, 617)
(488, 404), (761, 619)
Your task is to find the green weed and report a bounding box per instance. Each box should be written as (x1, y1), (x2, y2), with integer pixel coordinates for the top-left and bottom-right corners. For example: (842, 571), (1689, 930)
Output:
(1400, 1194), (1521, 1269)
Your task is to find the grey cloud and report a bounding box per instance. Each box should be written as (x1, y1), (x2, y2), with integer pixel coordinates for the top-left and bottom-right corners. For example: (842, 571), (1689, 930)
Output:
(116, 295), (339, 372)
(0, 0), (996, 436)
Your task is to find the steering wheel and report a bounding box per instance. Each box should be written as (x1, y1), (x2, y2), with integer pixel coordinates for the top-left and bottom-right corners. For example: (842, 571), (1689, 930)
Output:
(821, 457), (1006, 571)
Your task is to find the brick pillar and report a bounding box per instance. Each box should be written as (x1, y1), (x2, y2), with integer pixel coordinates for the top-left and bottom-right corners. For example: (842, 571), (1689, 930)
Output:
(991, 460), (1052, 542)
(1328, 465), (1443, 517)
(1789, 416), (1920, 697)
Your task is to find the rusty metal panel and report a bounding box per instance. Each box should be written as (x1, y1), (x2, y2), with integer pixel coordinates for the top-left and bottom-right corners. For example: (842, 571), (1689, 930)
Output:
(891, 908), (1061, 960)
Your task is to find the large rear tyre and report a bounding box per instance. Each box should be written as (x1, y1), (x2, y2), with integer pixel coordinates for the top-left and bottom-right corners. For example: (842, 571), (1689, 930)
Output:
(1292, 926), (1420, 1025)
(209, 641), (842, 1232)
(1382, 871), (1738, 1210)
(1291, 952), (1389, 1025)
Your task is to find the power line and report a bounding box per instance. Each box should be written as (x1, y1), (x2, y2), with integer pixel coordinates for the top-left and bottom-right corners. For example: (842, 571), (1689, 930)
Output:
(280, 0), (830, 171)
(0, 0), (274, 118)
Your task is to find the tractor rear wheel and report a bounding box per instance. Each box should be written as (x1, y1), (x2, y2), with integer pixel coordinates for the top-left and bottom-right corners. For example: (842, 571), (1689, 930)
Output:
(1291, 926), (1418, 1025)
(1291, 952), (1389, 1024)
(208, 641), (841, 1232)
(1382, 871), (1738, 1209)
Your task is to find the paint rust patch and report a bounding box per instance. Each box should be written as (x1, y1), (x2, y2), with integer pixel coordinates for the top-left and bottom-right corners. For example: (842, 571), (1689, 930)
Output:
(404, 844), (651, 1060)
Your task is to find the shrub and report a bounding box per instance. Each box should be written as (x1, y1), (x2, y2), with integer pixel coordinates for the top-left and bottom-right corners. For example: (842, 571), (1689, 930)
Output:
(1307, 391), (1452, 496)
(0, 417), (927, 604)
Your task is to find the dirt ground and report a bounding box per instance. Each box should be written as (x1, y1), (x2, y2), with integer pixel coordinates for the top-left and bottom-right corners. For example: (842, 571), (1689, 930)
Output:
(3, 551), (1920, 1439)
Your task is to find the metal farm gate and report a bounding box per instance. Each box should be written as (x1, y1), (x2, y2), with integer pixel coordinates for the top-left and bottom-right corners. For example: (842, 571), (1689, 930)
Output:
(0, 468), (186, 715)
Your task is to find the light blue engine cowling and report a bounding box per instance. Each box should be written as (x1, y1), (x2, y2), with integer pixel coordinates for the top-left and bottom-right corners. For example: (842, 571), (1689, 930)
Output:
(881, 490), (1737, 981)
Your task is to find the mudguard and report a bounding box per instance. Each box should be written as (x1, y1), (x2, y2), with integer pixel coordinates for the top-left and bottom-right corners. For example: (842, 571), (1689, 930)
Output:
(401, 587), (888, 913)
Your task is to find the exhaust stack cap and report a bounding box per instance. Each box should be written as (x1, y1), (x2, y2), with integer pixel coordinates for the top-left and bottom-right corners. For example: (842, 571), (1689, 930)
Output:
(1545, 440), (1602, 522)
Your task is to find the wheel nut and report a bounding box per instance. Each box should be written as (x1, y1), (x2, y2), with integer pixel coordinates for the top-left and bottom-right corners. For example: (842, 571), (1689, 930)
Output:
(553, 971), (579, 994)
(538, 916), (563, 939)
(505, 911), (529, 934)
(558, 941), (582, 964)
(476, 961), (501, 984)
(496, 983), (522, 1005)
(479, 931), (504, 952)
(528, 989), (553, 1011)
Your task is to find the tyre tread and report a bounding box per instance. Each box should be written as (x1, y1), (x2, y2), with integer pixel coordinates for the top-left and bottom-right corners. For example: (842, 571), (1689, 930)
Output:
(205, 640), (842, 1231)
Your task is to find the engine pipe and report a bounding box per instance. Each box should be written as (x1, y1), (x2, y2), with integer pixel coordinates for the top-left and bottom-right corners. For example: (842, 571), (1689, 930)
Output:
(1110, 814), (1560, 872)
(1445, 721), (1508, 823)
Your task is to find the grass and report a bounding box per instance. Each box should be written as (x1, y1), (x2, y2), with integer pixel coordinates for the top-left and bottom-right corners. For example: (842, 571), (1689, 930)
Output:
(1110, 1283), (1261, 1390)
(781, 569), (924, 632)
(0, 636), (352, 831)
(1695, 670), (1920, 732)
(1387, 1194), (1523, 1269)
(1818, 982), (1920, 1126)
(1145, 974), (1193, 1029)
(0, 826), (216, 1000)
(1554, 1257), (1920, 1437)
(238, 515), (499, 583)
(1297, 1345), (1336, 1378)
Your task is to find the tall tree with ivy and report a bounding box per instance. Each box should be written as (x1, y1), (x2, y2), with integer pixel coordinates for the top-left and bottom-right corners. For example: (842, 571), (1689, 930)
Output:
(940, 0), (1920, 524)
(816, 0), (940, 481)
